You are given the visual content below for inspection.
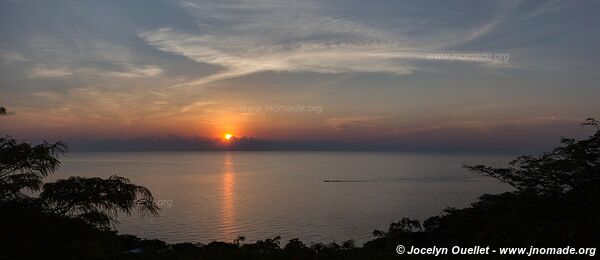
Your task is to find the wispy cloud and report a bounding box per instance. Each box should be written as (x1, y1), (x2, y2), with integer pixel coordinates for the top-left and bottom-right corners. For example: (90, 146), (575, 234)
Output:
(0, 51), (28, 63)
(107, 65), (163, 78)
(140, 0), (511, 87)
(323, 116), (387, 132)
(86, 42), (164, 79)
(23, 35), (164, 80)
(519, 0), (574, 21)
(141, 27), (422, 86)
(29, 65), (73, 78)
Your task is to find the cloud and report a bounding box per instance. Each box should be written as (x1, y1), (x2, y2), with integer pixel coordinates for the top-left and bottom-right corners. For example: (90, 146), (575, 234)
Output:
(179, 100), (217, 113)
(30, 91), (63, 101)
(28, 64), (162, 79)
(85, 42), (163, 78)
(141, 27), (422, 86)
(107, 65), (163, 78)
(323, 116), (387, 132)
(140, 0), (511, 87)
(21, 34), (165, 80)
(29, 65), (73, 78)
(0, 51), (28, 63)
(519, 0), (574, 21)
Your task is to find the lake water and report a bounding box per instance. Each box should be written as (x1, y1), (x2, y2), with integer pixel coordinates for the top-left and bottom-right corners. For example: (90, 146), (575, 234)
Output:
(50, 151), (513, 245)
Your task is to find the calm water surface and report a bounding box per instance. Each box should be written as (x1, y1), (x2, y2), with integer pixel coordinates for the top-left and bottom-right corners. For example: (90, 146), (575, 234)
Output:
(50, 151), (513, 245)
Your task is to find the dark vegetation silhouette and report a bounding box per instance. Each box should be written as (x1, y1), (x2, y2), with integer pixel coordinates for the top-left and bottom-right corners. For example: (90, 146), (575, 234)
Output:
(0, 107), (160, 258)
(1, 106), (598, 259)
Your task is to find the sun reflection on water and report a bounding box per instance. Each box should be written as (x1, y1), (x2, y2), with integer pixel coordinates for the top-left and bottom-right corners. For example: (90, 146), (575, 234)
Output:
(221, 153), (236, 240)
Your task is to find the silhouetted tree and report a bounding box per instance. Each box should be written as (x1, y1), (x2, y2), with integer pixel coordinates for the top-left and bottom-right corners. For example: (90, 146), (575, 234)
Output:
(40, 175), (159, 229)
(0, 107), (68, 200)
(364, 120), (600, 256)
(465, 118), (600, 196)
(0, 106), (159, 226)
(0, 139), (68, 200)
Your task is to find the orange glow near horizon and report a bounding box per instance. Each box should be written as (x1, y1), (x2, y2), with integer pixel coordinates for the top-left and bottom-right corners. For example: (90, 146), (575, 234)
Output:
(224, 133), (233, 140)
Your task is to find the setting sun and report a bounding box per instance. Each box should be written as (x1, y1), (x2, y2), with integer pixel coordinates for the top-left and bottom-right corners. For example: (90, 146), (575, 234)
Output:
(224, 133), (233, 140)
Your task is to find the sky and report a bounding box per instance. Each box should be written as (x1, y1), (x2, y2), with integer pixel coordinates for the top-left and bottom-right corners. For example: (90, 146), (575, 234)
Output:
(1, 0), (599, 152)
